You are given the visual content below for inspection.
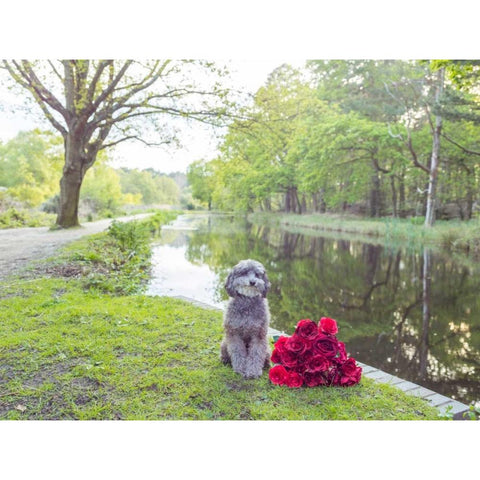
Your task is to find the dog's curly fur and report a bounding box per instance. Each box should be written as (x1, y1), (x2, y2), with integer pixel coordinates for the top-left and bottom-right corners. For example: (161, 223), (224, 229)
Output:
(220, 259), (271, 379)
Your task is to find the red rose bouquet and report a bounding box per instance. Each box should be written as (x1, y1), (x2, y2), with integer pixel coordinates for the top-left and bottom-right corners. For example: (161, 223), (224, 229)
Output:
(269, 317), (362, 388)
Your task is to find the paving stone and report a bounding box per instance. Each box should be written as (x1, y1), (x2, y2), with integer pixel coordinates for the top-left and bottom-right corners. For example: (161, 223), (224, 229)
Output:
(365, 370), (393, 381)
(394, 380), (422, 392)
(374, 374), (405, 385)
(426, 393), (458, 407)
(361, 366), (379, 374)
(407, 386), (437, 399)
(437, 400), (470, 417)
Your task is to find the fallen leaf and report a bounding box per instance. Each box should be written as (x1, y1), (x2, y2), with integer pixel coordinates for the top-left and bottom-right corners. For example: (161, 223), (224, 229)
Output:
(15, 404), (27, 412)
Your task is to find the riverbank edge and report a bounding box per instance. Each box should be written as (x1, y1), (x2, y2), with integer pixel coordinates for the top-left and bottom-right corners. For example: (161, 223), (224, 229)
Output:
(247, 212), (480, 254)
(172, 294), (471, 420)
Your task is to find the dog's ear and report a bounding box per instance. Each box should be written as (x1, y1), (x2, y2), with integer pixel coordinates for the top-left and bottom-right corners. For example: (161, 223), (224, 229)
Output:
(262, 271), (271, 298)
(225, 270), (236, 297)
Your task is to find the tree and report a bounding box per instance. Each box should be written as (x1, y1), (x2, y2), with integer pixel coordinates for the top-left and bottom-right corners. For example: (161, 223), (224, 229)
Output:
(2, 60), (229, 227)
(211, 65), (322, 213)
(0, 129), (63, 206)
(118, 168), (180, 206)
(187, 160), (215, 210)
(424, 67), (445, 227)
(80, 155), (127, 215)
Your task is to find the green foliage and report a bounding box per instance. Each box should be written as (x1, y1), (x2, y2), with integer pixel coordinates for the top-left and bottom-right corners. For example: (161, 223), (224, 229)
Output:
(118, 168), (180, 206)
(195, 60), (480, 222)
(140, 210), (180, 236)
(0, 207), (55, 228)
(80, 159), (127, 216)
(187, 160), (215, 209)
(0, 130), (63, 207)
(107, 220), (151, 255)
(0, 129), (183, 226)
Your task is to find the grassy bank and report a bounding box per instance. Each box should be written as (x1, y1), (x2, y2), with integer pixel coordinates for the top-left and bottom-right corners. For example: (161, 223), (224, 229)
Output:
(0, 207), (56, 229)
(249, 212), (480, 254)
(0, 212), (442, 420)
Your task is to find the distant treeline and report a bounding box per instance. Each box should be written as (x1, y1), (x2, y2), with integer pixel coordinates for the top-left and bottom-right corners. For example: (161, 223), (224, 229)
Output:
(188, 60), (480, 221)
(0, 129), (192, 217)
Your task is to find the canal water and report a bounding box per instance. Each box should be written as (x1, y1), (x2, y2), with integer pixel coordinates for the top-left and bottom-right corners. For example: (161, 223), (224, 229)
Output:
(147, 213), (480, 406)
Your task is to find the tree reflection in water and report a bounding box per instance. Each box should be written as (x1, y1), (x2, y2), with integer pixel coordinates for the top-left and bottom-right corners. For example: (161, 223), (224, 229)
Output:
(156, 214), (480, 405)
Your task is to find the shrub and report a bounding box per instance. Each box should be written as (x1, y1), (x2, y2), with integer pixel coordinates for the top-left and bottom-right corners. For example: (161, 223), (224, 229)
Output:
(107, 220), (150, 254)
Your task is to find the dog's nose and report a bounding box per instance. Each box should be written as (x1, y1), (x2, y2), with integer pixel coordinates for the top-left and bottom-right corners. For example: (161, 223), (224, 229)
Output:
(249, 280), (256, 286)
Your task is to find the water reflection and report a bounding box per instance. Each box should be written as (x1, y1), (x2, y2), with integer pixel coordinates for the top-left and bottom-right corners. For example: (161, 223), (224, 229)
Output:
(147, 214), (480, 405)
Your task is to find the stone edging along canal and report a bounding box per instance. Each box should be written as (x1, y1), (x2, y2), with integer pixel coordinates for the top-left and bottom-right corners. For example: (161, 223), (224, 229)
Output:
(172, 295), (471, 420)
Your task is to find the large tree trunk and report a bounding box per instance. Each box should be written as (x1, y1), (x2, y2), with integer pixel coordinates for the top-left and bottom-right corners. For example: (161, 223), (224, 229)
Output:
(425, 68), (445, 227)
(370, 170), (382, 217)
(398, 171), (406, 218)
(56, 167), (85, 227)
(390, 176), (398, 218)
(285, 187), (298, 213)
(55, 132), (90, 228)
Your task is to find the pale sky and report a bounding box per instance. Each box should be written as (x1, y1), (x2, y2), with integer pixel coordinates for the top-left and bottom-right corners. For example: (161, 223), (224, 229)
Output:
(0, 60), (303, 174)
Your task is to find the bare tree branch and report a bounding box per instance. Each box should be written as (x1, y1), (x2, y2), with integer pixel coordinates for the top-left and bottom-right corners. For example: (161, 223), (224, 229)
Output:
(2, 61), (68, 136)
(87, 60), (133, 115)
(86, 60), (113, 105)
(19, 61), (68, 117)
(47, 60), (63, 83)
(441, 132), (480, 156)
(100, 135), (172, 150)
(62, 60), (75, 116)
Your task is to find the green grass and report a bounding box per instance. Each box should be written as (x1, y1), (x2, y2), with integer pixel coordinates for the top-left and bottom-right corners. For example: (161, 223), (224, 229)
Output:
(0, 210), (443, 420)
(0, 278), (441, 420)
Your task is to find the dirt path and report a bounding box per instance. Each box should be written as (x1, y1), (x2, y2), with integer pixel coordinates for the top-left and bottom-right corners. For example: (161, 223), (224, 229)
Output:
(0, 214), (152, 281)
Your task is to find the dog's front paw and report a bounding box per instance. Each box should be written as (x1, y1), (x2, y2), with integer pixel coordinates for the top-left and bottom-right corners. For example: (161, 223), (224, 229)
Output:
(244, 367), (263, 379)
(232, 364), (247, 377)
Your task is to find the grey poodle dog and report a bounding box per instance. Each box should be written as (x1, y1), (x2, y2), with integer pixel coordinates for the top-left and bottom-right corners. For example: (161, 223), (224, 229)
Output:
(220, 259), (271, 379)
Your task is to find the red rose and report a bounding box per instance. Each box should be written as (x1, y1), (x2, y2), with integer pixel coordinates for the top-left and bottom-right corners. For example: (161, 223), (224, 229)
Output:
(340, 357), (358, 375)
(275, 336), (289, 349)
(306, 354), (330, 373)
(280, 349), (301, 368)
(327, 366), (340, 386)
(312, 334), (339, 359)
(337, 359), (362, 386)
(271, 336), (289, 364)
(292, 351), (313, 374)
(285, 334), (310, 356)
(269, 365), (289, 385)
(337, 341), (347, 362)
(285, 371), (304, 388)
(271, 349), (281, 364)
(295, 319), (319, 340)
(319, 317), (338, 336)
(339, 367), (362, 386)
(304, 371), (328, 387)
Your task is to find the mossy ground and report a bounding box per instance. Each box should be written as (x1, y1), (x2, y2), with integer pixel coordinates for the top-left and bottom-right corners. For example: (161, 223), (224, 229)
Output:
(0, 213), (442, 420)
